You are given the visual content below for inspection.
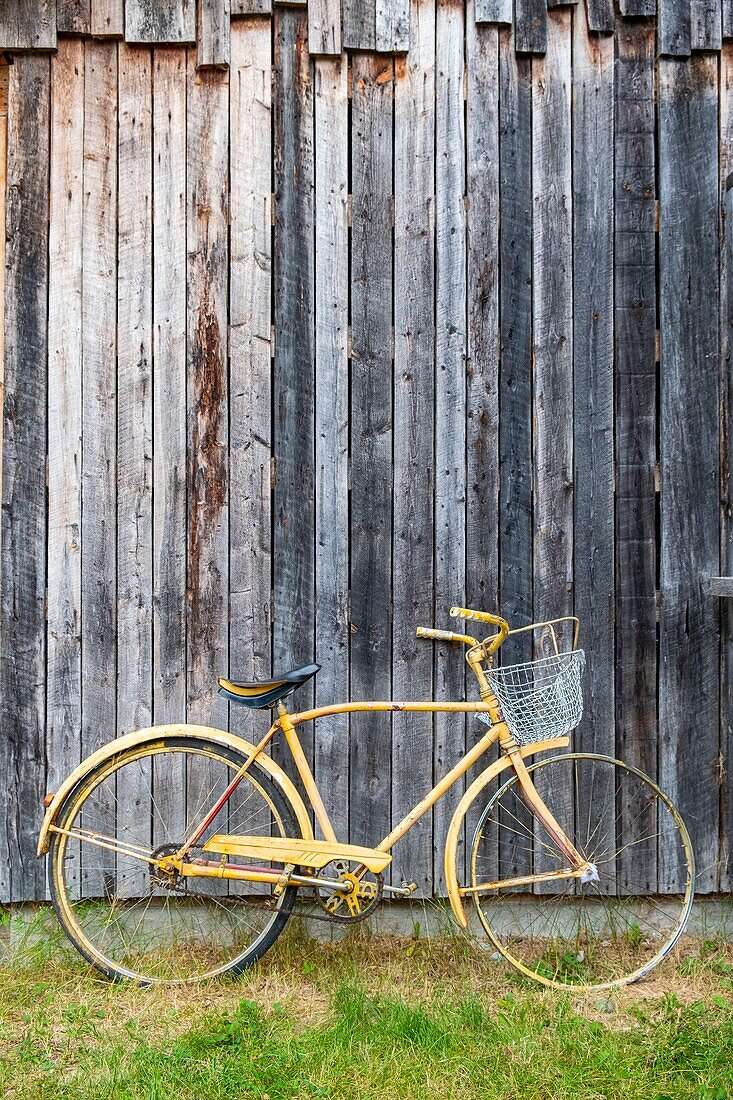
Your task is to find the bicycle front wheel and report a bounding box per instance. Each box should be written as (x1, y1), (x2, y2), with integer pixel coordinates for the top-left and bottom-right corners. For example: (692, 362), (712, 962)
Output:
(469, 753), (694, 991)
(48, 735), (300, 983)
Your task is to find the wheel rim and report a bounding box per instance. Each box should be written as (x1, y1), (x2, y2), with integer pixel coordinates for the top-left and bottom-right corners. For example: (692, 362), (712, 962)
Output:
(51, 740), (294, 983)
(469, 753), (695, 990)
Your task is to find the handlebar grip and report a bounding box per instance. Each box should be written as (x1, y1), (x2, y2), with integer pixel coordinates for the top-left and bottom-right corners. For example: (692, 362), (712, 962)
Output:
(450, 606), (508, 628)
(416, 627), (463, 642)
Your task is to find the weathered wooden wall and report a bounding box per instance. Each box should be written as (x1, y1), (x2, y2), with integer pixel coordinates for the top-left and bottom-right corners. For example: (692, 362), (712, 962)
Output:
(0, 0), (730, 903)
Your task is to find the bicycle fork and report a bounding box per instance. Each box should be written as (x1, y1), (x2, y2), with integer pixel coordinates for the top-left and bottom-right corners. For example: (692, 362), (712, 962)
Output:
(501, 734), (599, 885)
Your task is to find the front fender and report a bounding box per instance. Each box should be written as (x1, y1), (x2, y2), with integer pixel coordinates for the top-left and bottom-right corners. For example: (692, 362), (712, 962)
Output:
(37, 723), (314, 856)
(444, 736), (569, 928)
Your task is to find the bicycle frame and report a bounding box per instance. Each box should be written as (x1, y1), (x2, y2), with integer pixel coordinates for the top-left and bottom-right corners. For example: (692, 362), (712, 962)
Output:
(167, 693), (588, 907)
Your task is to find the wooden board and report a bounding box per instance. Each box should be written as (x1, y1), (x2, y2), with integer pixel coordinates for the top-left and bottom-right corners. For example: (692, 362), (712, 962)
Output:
(658, 55), (719, 893)
(116, 44), (153, 892)
(464, 12), (499, 887)
(720, 45), (733, 892)
(0, 0), (56, 48)
(392, 0), (435, 896)
(57, 0), (90, 32)
(309, 0), (342, 55)
(186, 60), (230, 733)
(620, 0), (655, 14)
(691, 0), (721, 49)
(349, 54), (394, 853)
(343, 0), (375, 50)
(81, 37), (118, 800)
(273, 8), (316, 790)
(91, 0), (123, 34)
(725, 0), (733, 39)
(531, 10), (573, 883)
(125, 0), (196, 42)
(152, 47), (187, 848)
(376, 0), (410, 51)
(198, 0), (231, 67)
(515, 0), (547, 54)
(614, 22), (659, 894)
(229, 20), (272, 747)
(585, 0), (614, 34)
(0, 55), (50, 902)
(475, 0), (512, 24)
(231, 0), (272, 14)
(659, 0), (691, 55)
(434, 0), (467, 894)
(314, 57), (349, 842)
(498, 27), (533, 883)
(572, 2), (615, 890)
(47, 39), (83, 847)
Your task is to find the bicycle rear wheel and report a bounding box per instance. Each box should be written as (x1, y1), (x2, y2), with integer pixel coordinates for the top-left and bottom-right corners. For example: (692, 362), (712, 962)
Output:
(48, 735), (300, 983)
(469, 753), (694, 990)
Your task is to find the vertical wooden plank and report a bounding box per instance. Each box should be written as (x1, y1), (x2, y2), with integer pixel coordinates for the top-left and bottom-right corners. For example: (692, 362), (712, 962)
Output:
(57, 0), (90, 32)
(658, 55), (719, 893)
(614, 23), (658, 893)
(199, 0), (231, 67)
(434, 0), (466, 894)
(80, 41), (117, 897)
(125, 0), (196, 43)
(584, 0), (615, 34)
(532, 10), (573, 881)
(309, 0), (342, 55)
(47, 40), (83, 832)
(691, 0), (722, 48)
(116, 44), (153, 890)
(499, 29), (532, 661)
(466, 15), (499, 634)
(533, 10), (573, 657)
(0, 0), (56, 48)
(720, 44), (733, 893)
(376, 0), (410, 51)
(231, 0), (272, 13)
(392, 0), (435, 896)
(659, 0), (691, 56)
(343, 0), (375, 50)
(498, 27), (532, 884)
(273, 8), (315, 785)
(515, 0), (547, 54)
(229, 20), (272, 743)
(152, 48), (187, 849)
(465, 12), (499, 886)
(621, 0), (655, 14)
(91, 0), (123, 35)
(475, 0), (512, 24)
(724, 0), (733, 38)
(349, 54), (394, 852)
(0, 64), (7, 603)
(572, 2), (615, 887)
(186, 59), (229, 732)
(314, 57), (349, 841)
(0, 55), (50, 902)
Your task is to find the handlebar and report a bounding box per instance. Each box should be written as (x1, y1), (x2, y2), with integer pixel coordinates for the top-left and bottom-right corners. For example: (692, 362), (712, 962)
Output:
(416, 607), (511, 658)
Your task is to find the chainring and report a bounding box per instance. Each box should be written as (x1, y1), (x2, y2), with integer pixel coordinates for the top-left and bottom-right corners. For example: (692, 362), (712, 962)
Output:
(314, 860), (383, 923)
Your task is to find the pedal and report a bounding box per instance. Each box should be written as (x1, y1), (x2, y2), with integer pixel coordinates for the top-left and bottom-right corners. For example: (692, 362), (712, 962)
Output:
(384, 880), (417, 898)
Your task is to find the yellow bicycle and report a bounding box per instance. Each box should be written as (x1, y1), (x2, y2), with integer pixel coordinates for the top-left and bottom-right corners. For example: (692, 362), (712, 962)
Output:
(38, 606), (694, 989)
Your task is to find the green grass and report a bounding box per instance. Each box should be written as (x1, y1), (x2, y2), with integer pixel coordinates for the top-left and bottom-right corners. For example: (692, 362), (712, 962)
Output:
(1, 916), (733, 1099)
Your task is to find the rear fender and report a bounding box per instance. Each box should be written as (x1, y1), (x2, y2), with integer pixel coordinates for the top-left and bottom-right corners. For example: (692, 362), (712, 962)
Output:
(37, 723), (314, 856)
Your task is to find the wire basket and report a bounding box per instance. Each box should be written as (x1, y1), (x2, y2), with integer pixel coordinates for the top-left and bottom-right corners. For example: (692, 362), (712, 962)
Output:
(478, 649), (586, 745)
